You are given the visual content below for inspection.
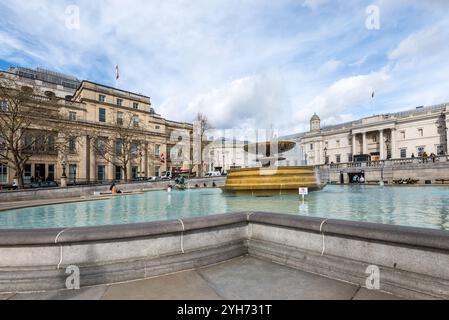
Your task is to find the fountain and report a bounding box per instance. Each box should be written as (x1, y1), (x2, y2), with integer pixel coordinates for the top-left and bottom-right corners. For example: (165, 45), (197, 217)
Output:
(222, 140), (324, 196)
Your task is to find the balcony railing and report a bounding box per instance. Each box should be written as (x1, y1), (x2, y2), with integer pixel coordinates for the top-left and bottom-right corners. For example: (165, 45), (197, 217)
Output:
(318, 155), (449, 170)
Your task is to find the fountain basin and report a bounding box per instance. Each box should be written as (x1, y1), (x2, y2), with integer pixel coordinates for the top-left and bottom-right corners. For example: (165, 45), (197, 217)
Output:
(223, 166), (324, 196)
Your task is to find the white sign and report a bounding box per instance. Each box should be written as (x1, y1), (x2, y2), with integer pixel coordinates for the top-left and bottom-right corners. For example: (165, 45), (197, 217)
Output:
(298, 188), (308, 195)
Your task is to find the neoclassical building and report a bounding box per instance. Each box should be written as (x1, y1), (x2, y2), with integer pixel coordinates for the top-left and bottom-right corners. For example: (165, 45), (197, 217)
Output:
(0, 67), (193, 186)
(289, 103), (449, 166)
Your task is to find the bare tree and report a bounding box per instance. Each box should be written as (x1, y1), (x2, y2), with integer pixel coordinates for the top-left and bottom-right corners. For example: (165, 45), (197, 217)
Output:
(91, 111), (145, 182)
(0, 76), (69, 189)
(194, 112), (212, 177)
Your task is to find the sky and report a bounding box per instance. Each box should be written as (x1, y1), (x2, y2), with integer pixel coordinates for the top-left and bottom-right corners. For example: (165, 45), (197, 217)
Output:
(1, 0), (449, 135)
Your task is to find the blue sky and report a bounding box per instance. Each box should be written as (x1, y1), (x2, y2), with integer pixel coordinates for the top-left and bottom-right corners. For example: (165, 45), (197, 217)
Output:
(1, 0), (449, 134)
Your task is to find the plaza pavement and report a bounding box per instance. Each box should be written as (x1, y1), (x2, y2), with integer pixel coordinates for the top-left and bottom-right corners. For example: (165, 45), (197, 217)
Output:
(0, 257), (402, 300)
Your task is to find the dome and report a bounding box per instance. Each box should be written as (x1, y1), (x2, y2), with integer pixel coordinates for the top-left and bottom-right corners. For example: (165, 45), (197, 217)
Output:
(311, 113), (320, 121)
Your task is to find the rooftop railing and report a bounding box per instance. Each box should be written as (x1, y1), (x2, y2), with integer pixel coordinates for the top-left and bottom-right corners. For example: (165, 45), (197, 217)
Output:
(318, 155), (449, 170)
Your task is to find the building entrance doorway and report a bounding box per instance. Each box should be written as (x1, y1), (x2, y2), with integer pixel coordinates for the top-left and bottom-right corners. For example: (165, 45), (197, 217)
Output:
(34, 164), (46, 181)
(348, 172), (365, 184)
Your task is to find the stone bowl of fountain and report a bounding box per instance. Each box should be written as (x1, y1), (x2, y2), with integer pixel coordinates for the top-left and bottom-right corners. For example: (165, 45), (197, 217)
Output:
(223, 141), (324, 196)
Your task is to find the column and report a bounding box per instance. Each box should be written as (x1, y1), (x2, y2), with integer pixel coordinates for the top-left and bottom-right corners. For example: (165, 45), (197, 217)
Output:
(79, 135), (89, 181)
(89, 138), (96, 182)
(379, 130), (385, 160)
(126, 158), (132, 182)
(362, 132), (367, 155)
(352, 134), (357, 156)
(107, 140), (115, 181)
(144, 143), (149, 178)
(318, 141), (323, 165)
(391, 129), (397, 159)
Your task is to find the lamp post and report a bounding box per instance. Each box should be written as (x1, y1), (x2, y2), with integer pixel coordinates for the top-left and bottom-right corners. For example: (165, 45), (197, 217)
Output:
(324, 147), (328, 165)
(61, 159), (67, 187)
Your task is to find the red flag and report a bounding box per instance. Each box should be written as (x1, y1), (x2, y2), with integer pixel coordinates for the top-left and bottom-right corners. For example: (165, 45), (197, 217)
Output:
(116, 65), (120, 80)
(160, 153), (166, 164)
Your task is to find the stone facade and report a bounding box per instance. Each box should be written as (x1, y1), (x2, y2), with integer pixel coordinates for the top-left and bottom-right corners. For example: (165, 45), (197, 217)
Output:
(0, 69), (194, 186)
(289, 103), (449, 166)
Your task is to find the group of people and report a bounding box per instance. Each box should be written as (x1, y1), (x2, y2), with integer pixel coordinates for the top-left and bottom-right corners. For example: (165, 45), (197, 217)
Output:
(411, 152), (437, 163)
(30, 176), (53, 183)
(352, 175), (366, 184)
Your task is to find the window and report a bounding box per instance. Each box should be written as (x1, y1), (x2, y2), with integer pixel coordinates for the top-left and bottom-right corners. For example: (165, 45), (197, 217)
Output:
(96, 139), (106, 155)
(117, 99), (123, 107)
(336, 140), (340, 148)
(132, 115), (139, 127)
(69, 164), (77, 181)
(47, 135), (55, 152)
(167, 145), (172, 161)
(155, 125), (160, 130)
(69, 112), (76, 121)
(68, 137), (76, 153)
(401, 131), (406, 139)
(133, 102), (139, 110)
(154, 166), (160, 177)
(115, 140), (123, 156)
(99, 108), (106, 122)
(117, 111), (124, 125)
(97, 165), (106, 182)
(418, 128), (424, 137)
(24, 164), (32, 184)
(131, 143), (139, 158)
(417, 146), (425, 157)
(0, 100), (8, 111)
(310, 144), (314, 150)
(437, 145), (445, 156)
(155, 144), (160, 157)
(372, 135), (377, 143)
(132, 166), (138, 179)
(348, 154), (353, 162)
(99, 95), (106, 103)
(48, 165), (55, 181)
(336, 154), (341, 163)
(115, 166), (122, 181)
(400, 148), (407, 158)
(0, 164), (7, 183)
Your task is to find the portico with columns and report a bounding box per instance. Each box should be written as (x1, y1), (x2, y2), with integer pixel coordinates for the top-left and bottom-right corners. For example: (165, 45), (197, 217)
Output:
(351, 126), (395, 161)
(294, 103), (449, 166)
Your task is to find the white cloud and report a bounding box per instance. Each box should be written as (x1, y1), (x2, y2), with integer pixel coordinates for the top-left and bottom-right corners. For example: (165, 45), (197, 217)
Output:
(294, 70), (390, 124)
(388, 24), (449, 60)
(318, 59), (344, 74)
(183, 73), (290, 130)
(1, 0), (449, 136)
(301, 0), (328, 10)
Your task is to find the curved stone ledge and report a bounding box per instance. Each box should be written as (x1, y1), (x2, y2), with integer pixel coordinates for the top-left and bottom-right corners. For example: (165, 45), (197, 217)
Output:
(1, 211), (449, 297)
(0, 213), (248, 246)
(248, 212), (449, 251)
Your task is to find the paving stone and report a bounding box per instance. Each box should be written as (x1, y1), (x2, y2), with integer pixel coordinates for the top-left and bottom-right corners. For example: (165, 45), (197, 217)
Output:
(352, 288), (404, 300)
(10, 285), (109, 300)
(102, 270), (222, 300)
(0, 293), (15, 300)
(197, 257), (360, 300)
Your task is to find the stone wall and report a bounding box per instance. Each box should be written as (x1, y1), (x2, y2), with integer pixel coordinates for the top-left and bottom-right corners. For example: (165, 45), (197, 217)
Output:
(1, 212), (449, 299)
(0, 177), (226, 202)
(318, 160), (449, 185)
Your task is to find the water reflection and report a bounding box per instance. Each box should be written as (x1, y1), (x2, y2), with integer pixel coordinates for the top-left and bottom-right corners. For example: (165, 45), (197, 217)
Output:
(1, 186), (449, 231)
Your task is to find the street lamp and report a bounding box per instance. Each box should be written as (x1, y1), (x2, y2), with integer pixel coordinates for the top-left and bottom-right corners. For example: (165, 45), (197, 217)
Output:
(61, 160), (67, 178)
(324, 147), (328, 165)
